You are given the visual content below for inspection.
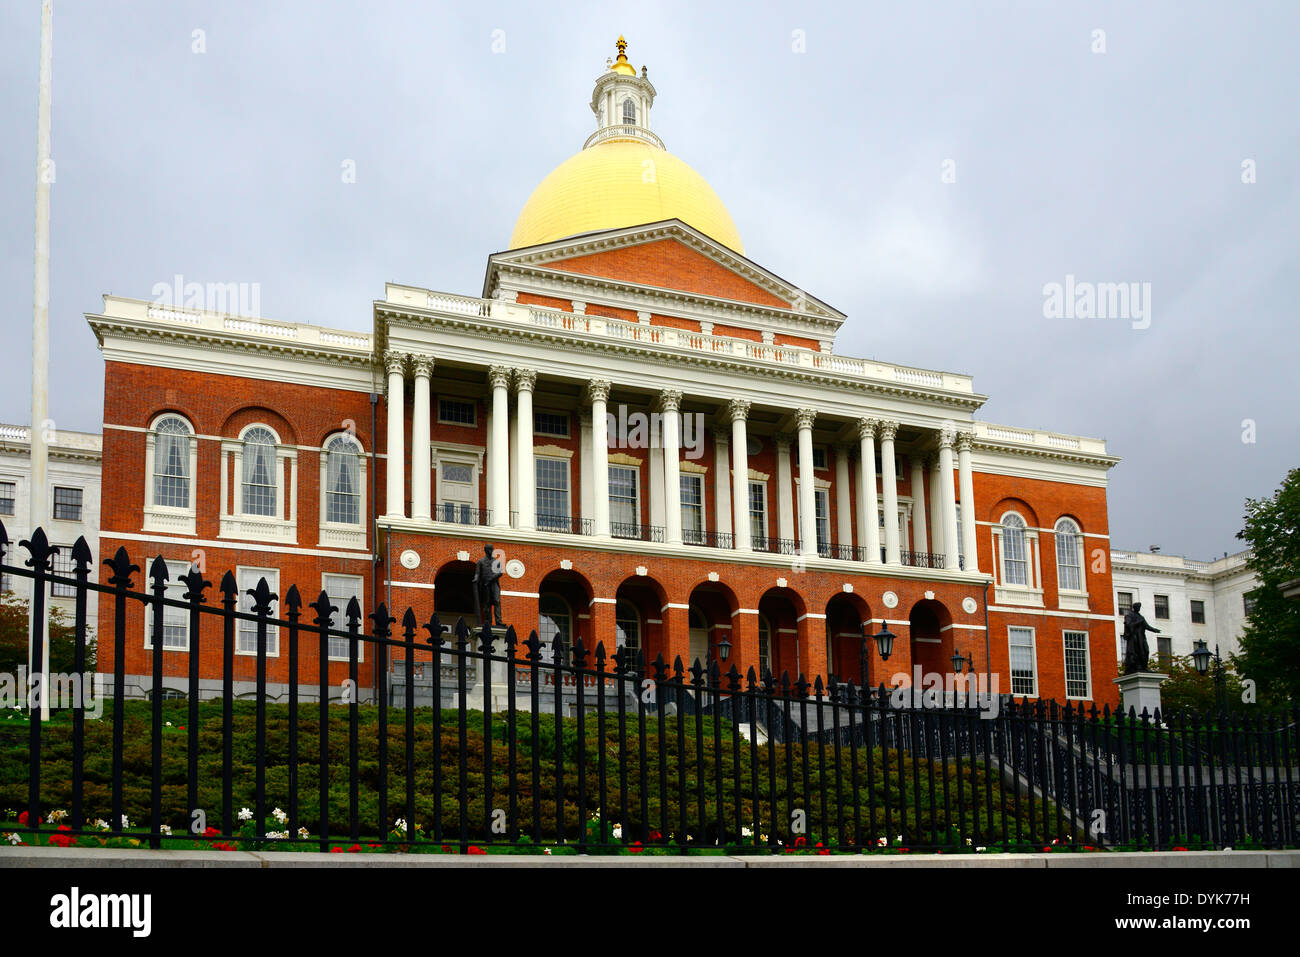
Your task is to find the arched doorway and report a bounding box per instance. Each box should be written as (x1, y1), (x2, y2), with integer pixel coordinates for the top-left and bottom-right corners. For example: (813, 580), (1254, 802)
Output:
(686, 581), (740, 675)
(433, 560), (477, 630)
(615, 575), (668, 670)
(537, 568), (595, 662)
(757, 587), (806, 682)
(908, 599), (954, 678)
(825, 592), (871, 685)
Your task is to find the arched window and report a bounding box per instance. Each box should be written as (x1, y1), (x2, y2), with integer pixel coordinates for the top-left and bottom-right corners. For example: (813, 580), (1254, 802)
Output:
(615, 599), (640, 661)
(1055, 518), (1083, 592)
(325, 434), (362, 525)
(242, 426), (279, 517)
(622, 98), (636, 125)
(152, 415), (192, 508)
(539, 594), (570, 663)
(757, 614), (772, 678)
(1000, 513), (1028, 586)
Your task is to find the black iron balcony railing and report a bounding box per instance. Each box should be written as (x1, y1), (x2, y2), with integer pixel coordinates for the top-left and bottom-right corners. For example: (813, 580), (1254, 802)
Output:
(752, 536), (800, 555)
(682, 528), (734, 549)
(610, 522), (665, 543)
(435, 504), (491, 527)
(536, 513), (593, 536)
(901, 550), (963, 570)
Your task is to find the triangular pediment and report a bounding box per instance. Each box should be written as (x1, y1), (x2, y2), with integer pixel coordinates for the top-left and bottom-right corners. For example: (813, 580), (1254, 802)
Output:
(484, 220), (844, 327)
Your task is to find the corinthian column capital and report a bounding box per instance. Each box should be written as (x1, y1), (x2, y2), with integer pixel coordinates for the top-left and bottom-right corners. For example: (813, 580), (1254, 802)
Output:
(725, 398), (752, 423)
(383, 351), (407, 377)
(410, 354), (435, 378)
(656, 389), (682, 414)
(937, 420), (957, 450)
(512, 368), (537, 393)
(877, 420), (898, 443)
(584, 378), (611, 404)
(795, 408), (817, 431)
(955, 431), (974, 453)
(856, 417), (877, 441)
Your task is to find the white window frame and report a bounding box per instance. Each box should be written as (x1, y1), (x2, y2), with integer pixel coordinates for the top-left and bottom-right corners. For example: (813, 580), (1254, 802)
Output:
(813, 488), (830, 555)
(144, 413), (198, 535)
(1063, 630), (1091, 699)
(748, 480), (767, 547)
(615, 599), (641, 660)
(680, 472), (705, 543)
(992, 511), (1043, 607)
(1054, 517), (1088, 610)
(322, 572), (365, 662)
(144, 559), (195, 651)
(1007, 625), (1037, 697)
(236, 565), (280, 657)
(431, 443), (484, 525)
(608, 464), (640, 537)
(51, 485), (84, 523)
(221, 424), (297, 544)
(0, 478), (15, 516)
(533, 409), (571, 439)
(436, 396), (477, 428)
(535, 455), (571, 530)
(318, 432), (367, 550)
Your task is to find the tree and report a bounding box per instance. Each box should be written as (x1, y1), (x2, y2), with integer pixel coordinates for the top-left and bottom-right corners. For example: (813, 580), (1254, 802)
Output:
(0, 593), (97, 681)
(1157, 654), (1249, 716)
(1236, 467), (1300, 704)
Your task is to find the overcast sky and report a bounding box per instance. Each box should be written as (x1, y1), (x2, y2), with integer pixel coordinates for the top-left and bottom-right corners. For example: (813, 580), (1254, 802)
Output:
(1, 1), (1295, 560)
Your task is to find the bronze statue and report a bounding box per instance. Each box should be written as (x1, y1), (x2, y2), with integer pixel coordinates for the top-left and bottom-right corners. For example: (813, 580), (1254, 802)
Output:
(1121, 601), (1161, 674)
(472, 544), (504, 627)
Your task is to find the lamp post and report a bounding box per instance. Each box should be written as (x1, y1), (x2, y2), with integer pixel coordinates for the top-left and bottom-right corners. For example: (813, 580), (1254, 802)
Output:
(951, 647), (974, 708)
(1192, 639), (1227, 713)
(710, 632), (732, 669)
(860, 621), (895, 693)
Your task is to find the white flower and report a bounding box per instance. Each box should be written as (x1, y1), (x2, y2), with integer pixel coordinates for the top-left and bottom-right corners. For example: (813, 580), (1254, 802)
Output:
(49, 809), (68, 823)
(741, 826), (752, 838)
(272, 807), (287, 825)
(298, 827), (310, 839)
(93, 818), (110, 831)
(612, 825), (622, 840)
(159, 824), (172, 836)
(120, 815), (130, 829)
(876, 837), (888, 847)
(238, 807), (253, 822)
(543, 847), (552, 855)
(976, 846), (986, 853)
(5, 832), (22, 845)
(964, 838), (972, 846)
(165, 721), (172, 727)
(895, 834), (903, 843)
(394, 817), (408, 834)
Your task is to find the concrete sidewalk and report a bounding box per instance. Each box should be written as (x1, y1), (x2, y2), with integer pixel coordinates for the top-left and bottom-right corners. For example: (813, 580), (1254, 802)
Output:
(2, 847), (1295, 868)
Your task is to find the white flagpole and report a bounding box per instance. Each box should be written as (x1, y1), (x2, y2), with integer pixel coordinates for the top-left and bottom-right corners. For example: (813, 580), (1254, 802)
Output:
(30, 0), (53, 722)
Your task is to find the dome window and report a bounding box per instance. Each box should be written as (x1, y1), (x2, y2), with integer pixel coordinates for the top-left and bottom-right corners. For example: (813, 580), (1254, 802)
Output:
(622, 98), (637, 126)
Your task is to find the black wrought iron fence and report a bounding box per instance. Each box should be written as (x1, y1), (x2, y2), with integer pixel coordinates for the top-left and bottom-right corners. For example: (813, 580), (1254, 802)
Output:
(1, 522), (1296, 855)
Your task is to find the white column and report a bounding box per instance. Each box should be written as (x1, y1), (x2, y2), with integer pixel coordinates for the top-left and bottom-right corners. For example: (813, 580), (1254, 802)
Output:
(929, 455), (944, 557)
(857, 418), (881, 564)
(512, 369), (536, 529)
(957, 432), (979, 573)
(383, 352), (406, 519)
(410, 356), (433, 521)
(487, 366), (511, 528)
(587, 380), (611, 537)
(796, 409), (818, 557)
(775, 433), (795, 543)
(938, 427), (960, 570)
(879, 421), (901, 565)
(509, 395), (520, 524)
(835, 444), (852, 554)
(728, 399), (751, 551)
(659, 390), (683, 545)
(910, 454), (928, 556)
(713, 427), (732, 538)
(579, 411), (594, 525)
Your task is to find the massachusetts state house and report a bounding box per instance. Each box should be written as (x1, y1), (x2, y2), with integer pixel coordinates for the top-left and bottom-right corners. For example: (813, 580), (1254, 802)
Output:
(88, 39), (1121, 705)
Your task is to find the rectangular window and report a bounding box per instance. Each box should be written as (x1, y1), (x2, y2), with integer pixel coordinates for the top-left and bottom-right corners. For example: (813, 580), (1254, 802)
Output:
(53, 486), (82, 522)
(794, 446), (827, 470)
(814, 488), (830, 555)
(955, 503), (963, 557)
(1117, 591), (1133, 615)
(536, 458), (569, 531)
(1243, 592), (1256, 616)
(749, 481), (767, 547)
(1008, 626), (1037, 697)
(323, 574), (365, 661)
(50, 546), (79, 599)
(1190, 599), (1206, 624)
(145, 560), (193, 650)
(1063, 630), (1090, 699)
(437, 398), (476, 426)
(237, 567), (280, 655)
(1153, 594), (1170, 620)
(609, 465), (639, 536)
(680, 474), (704, 544)
(1157, 636), (1172, 667)
(533, 411), (570, 438)
(0, 481), (15, 516)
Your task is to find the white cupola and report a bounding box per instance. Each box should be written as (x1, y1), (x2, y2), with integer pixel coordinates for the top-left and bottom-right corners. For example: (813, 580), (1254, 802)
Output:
(586, 36), (663, 149)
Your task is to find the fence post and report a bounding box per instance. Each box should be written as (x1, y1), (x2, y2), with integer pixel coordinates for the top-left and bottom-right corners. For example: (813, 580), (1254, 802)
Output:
(311, 589), (336, 851)
(148, 555), (170, 849)
(181, 565), (209, 842)
(21, 528), (55, 842)
(70, 536), (93, 836)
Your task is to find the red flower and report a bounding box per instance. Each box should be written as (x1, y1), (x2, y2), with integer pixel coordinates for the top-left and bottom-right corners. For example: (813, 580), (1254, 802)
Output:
(48, 826), (74, 848)
(1173, 846), (1189, 852)
(898, 847), (910, 853)
(203, 826), (220, 837)
(18, 812), (41, 826)
(649, 830), (662, 841)
(441, 844), (451, 853)
(793, 836), (807, 848)
(628, 841), (643, 854)
(330, 847), (343, 853)
(368, 843), (379, 849)
(467, 846), (486, 855)
(347, 844), (361, 853)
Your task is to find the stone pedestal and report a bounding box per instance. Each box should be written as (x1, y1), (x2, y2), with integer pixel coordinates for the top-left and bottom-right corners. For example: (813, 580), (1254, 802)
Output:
(464, 626), (513, 712)
(1113, 671), (1168, 718)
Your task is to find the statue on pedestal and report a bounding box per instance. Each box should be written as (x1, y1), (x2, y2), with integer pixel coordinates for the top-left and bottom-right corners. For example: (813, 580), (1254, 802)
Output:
(1121, 602), (1161, 674)
(472, 544), (504, 628)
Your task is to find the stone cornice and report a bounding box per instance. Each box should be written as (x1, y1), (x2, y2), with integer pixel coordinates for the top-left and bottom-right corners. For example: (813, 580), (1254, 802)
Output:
(375, 305), (987, 414)
(971, 438), (1120, 471)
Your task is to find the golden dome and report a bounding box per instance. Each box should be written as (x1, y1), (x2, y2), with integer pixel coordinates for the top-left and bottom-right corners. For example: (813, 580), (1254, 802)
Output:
(508, 140), (745, 254)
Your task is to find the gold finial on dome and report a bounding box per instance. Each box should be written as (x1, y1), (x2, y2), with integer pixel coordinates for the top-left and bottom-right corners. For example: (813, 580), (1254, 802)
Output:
(611, 35), (636, 75)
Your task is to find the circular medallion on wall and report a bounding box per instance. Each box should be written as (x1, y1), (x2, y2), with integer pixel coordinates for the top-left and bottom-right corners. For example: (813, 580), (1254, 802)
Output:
(399, 549), (420, 570)
(962, 596), (978, 615)
(505, 559), (526, 580)
(881, 590), (898, 609)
